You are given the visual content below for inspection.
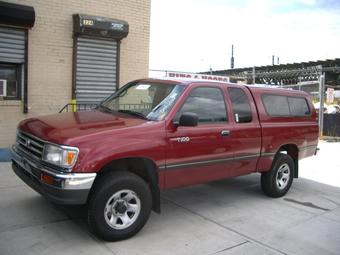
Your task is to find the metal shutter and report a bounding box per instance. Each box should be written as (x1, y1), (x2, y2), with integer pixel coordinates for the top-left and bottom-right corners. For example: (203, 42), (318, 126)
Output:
(75, 37), (117, 104)
(0, 27), (25, 63)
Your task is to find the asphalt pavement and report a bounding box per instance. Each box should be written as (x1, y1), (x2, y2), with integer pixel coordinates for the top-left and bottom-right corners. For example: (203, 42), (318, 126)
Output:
(0, 140), (339, 255)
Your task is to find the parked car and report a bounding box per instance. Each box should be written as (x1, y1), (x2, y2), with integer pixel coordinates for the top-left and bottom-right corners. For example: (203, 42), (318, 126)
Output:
(11, 79), (319, 241)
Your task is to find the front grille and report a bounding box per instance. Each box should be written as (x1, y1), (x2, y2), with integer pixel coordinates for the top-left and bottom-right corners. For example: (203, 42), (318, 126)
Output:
(16, 131), (45, 159)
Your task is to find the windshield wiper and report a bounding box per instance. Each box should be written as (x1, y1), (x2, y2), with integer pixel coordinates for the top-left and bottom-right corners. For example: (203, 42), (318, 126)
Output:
(118, 110), (148, 120)
(97, 104), (114, 113)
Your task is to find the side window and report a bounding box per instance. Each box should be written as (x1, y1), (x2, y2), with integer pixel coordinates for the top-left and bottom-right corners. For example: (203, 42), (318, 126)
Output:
(288, 97), (311, 116)
(262, 94), (311, 117)
(228, 87), (252, 123)
(0, 64), (21, 100)
(262, 95), (290, 116)
(176, 87), (228, 124)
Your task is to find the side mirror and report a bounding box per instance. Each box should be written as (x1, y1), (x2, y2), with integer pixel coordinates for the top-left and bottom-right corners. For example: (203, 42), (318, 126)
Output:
(178, 112), (198, 127)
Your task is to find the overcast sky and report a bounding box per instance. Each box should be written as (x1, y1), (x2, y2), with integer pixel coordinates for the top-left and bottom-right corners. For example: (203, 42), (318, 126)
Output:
(149, 0), (340, 73)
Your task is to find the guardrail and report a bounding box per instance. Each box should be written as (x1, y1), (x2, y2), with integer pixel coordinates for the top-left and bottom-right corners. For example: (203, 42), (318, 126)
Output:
(59, 103), (153, 113)
(59, 103), (98, 113)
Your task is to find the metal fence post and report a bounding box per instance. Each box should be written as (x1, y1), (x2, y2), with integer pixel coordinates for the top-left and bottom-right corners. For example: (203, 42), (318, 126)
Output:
(252, 66), (255, 84)
(318, 73), (325, 139)
(72, 99), (77, 112)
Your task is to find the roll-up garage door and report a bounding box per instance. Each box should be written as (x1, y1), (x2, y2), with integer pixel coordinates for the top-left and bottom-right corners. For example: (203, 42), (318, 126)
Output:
(75, 37), (117, 104)
(0, 27), (25, 63)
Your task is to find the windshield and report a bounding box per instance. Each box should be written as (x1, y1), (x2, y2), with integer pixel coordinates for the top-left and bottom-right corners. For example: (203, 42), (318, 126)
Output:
(99, 82), (185, 121)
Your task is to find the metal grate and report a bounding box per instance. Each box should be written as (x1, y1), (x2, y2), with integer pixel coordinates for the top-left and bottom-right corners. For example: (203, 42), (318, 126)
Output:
(16, 131), (45, 159)
(0, 27), (25, 63)
(75, 37), (118, 104)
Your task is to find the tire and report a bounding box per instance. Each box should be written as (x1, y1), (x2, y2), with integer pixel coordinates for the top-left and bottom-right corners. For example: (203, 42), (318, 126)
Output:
(88, 171), (152, 241)
(261, 153), (295, 198)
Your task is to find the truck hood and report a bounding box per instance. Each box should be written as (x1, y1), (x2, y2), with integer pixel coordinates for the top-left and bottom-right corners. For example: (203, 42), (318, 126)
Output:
(18, 110), (148, 145)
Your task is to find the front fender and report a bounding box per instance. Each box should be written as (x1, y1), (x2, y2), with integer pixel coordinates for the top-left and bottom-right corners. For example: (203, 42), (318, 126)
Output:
(73, 132), (166, 173)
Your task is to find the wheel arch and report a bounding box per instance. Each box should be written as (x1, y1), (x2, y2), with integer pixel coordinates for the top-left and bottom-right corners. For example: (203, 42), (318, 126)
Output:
(277, 144), (299, 178)
(89, 157), (161, 213)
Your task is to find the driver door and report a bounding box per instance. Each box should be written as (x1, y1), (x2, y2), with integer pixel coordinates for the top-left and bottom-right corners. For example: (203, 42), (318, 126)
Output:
(164, 85), (235, 189)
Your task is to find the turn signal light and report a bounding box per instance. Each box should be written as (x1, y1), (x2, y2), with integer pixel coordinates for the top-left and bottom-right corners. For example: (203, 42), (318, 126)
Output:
(66, 151), (77, 165)
(41, 173), (54, 185)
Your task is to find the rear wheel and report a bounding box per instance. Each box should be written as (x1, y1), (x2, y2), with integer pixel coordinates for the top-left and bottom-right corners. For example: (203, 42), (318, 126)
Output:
(261, 153), (294, 198)
(88, 171), (152, 241)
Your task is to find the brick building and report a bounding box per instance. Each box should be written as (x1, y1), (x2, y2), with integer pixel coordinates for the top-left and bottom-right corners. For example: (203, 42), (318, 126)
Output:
(0, 0), (151, 147)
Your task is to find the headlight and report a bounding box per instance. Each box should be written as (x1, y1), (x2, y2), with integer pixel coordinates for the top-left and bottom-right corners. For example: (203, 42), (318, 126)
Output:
(43, 144), (79, 168)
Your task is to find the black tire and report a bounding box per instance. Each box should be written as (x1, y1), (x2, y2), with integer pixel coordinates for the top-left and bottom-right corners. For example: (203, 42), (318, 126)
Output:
(88, 171), (152, 241)
(261, 153), (295, 198)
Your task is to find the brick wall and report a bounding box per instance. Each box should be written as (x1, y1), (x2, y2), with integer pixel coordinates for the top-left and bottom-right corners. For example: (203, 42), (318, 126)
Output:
(0, 0), (151, 147)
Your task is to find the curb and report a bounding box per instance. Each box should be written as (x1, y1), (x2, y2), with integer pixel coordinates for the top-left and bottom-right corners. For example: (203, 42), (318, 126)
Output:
(322, 136), (340, 142)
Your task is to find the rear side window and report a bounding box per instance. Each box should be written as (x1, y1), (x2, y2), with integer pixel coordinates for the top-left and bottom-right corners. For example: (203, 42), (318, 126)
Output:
(228, 87), (252, 123)
(262, 95), (290, 116)
(288, 97), (311, 116)
(176, 87), (228, 124)
(262, 94), (310, 117)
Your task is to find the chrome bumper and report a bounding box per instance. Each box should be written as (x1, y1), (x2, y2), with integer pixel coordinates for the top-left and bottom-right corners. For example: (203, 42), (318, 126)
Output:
(11, 145), (96, 204)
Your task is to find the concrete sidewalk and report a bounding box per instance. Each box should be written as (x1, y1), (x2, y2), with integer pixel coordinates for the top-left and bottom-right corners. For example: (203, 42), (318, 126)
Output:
(299, 140), (340, 187)
(0, 142), (340, 255)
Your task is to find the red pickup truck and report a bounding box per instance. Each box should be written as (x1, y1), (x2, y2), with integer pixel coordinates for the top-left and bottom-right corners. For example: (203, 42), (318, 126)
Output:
(11, 78), (318, 241)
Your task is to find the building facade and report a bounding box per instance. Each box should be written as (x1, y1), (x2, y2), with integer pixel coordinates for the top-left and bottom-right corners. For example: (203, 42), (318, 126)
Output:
(0, 0), (151, 147)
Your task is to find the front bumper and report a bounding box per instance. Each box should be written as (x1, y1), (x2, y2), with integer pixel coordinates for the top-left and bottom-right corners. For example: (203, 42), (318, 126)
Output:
(11, 145), (96, 205)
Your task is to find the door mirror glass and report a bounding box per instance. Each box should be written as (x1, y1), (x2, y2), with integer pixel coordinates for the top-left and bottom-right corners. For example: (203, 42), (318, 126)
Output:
(178, 112), (198, 127)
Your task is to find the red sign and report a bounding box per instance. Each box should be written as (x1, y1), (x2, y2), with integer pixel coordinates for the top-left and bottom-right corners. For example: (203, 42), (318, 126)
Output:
(166, 72), (229, 82)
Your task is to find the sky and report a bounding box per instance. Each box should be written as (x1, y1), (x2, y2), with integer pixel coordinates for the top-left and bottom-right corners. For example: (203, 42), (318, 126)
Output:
(149, 0), (340, 73)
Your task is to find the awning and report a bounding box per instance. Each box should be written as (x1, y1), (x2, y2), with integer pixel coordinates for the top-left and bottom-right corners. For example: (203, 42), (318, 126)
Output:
(0, 1), (35, 28)
(73, 14), (129, 40)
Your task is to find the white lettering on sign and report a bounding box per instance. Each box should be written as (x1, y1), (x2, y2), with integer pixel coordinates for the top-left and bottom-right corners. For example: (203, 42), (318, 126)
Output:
(83, 19), (94, 26)
(166, 72), (229, 82)
(111, 23), (124, 31)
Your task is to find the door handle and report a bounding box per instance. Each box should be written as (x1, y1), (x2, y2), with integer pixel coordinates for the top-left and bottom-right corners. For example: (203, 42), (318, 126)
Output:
(221, 130), (230, 137)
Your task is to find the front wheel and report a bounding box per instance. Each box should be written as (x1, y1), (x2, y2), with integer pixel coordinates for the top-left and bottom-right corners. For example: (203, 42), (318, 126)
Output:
(261, 153), (294, 198)
(88, 171), (152, 241)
